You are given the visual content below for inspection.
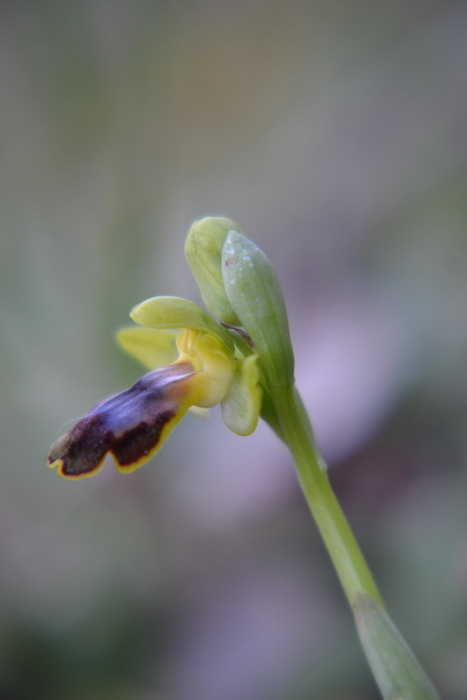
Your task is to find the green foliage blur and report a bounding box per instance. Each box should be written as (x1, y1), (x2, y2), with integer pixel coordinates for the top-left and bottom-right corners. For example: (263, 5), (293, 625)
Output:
(1, 2), (466, 698)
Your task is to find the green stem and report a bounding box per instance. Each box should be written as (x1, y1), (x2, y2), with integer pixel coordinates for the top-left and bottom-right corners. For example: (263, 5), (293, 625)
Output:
(276, 386), (383, 608)
(274, 385), (441, 699)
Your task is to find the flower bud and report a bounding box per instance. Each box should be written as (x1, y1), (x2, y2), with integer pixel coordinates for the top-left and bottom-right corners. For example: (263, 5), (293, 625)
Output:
(185, 216), (242, 325)
(221, 231), (294, 391)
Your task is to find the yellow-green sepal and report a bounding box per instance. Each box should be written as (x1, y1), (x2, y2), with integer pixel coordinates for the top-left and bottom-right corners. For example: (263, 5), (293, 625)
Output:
(130, 296), (234, 352)
(221, 231), (295, 392)
(185, 216), (243, 325)
(221, 355), (262, 436)
(116, 326), (179, 370)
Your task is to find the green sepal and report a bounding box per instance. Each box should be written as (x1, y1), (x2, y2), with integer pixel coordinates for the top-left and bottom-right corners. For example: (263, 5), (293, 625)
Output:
(221, 231), (294, 392)
(116, 326), (179, 370)
(130, 296), (234, 351)
(185, 216), (243, 325)
(353, 593), (440, 700)
(221, 355), (262, 436)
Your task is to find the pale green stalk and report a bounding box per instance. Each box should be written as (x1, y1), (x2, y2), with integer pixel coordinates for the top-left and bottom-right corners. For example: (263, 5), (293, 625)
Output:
(275, 385), (440, 699)
(277, 385), (382, 606)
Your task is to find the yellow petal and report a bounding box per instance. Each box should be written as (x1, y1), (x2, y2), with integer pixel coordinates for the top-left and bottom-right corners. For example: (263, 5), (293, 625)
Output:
(178, 330), (236, 408)
(116, 326), (179, 370)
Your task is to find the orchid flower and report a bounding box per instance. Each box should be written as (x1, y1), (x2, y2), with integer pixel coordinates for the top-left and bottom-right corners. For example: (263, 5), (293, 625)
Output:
(46, 216), (439, 699)
(48, 297), (261, 479)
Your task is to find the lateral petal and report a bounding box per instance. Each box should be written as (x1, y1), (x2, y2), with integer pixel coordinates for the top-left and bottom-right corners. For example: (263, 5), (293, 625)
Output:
(116, 326), (179, 370)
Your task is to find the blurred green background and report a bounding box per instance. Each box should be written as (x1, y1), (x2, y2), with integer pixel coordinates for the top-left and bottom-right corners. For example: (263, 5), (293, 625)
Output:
(1, 1), (466, 698)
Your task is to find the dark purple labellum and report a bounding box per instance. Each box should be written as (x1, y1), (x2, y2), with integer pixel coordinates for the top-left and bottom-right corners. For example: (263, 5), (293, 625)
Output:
(48, 362), (195, 478)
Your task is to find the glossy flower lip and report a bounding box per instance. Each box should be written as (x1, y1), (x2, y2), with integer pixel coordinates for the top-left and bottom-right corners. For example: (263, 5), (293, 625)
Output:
(48, 361), (196, 479)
